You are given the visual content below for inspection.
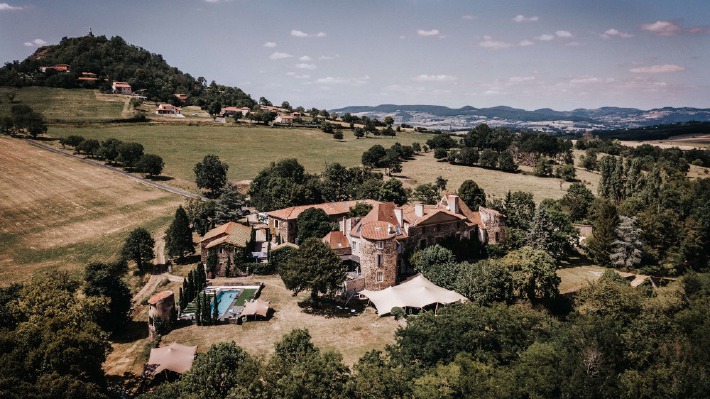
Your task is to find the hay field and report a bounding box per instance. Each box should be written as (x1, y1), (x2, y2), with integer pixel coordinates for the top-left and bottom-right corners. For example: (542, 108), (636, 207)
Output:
(397, 151), (600, 203)
(49, 124), (434, 182)
(0, 87), (126, 122)
(0, 136), (182, 284)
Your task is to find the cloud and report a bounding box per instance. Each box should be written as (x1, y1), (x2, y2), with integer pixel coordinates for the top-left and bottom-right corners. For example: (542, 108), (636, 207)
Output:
(295, 63), (316, 69)
(417, 29), (440, 37)
(0, 2), (23, 10)
(642, 20), (681, 36)
(269, 52), (293, 60)
(519, 39), (535, 46)
(299, 56), (312, 61)
(462, 15), (476, 20)
(601, 28), (633, 39)
(508, 76), (536, 83)
(319, 55), (337, 60)
(536, 34), (555, 41)
(291, 29), (326, 38)
(555, 30), (573, 38)
(263, 42), (276, 48)
(629, 64), (686, 73)
(316, 75), (369, 86)
(479, 35), (512, 49)
(412, 74), (457, 82)
(23, 38), (47, 47)
(513, 15), (538, 23)
(286, 72), (310, 79)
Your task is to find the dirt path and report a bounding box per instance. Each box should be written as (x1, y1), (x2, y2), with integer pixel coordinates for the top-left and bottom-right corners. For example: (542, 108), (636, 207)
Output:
(153, 233), (166, 266)
(26, 138), (203, 199)
(120, 95), (133, 118)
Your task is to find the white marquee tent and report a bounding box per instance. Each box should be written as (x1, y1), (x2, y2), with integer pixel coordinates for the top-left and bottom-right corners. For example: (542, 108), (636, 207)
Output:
(360, 274), (467, 316)
(147, 343), (197, 375)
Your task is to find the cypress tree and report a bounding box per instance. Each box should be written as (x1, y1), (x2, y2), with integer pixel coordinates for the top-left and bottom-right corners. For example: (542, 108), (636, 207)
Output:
(212, 293), (219, 323)
(206, 249), (218, 278)
(197, 262), (206, 290)
(202, 292), (211, 326)
(195, 292), (202, 326)
(587, 199), (620, 266)
(598, 156), (615, 199)
(611, 157), (625, 201)
(166, 205), (194, 261)
(624, 158), (643, 199)
(179, 287), (184, 310)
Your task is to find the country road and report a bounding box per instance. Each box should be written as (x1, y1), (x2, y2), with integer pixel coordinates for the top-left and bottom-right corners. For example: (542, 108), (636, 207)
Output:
(26, 138), (204, 200)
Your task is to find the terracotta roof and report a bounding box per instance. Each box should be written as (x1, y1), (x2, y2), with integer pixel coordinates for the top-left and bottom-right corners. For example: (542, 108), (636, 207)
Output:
(479, 206), (505, 218)
(400, 204), (471, 227)
(360, 221), (396, 240)
(148, 291), (174, 305)
(267, 200), (380, 221)
(113, 81), (131, 88)
(349, 202), (405, 238)
(457, 200), (484, 228)
(322, 230), (350, 249)
(201, 222), (252, 247)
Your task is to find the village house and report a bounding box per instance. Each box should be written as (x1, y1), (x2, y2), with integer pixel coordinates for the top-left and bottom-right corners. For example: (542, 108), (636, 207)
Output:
(267, 195), (506, 293)
(199, 222), (253, 277)
(77, 72), (98, 82)
(221, 106), (251, 117)
(39, 64), (70, 73)
(112, 81), (132, 94)
(274, 114), (295, 124)
(147, 291), (175, 339)
(156, 103), (182, 115)
(174, 93), (188, 103)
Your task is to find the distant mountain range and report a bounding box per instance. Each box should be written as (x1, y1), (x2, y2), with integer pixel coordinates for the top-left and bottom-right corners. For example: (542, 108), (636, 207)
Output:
(329, 104), (710, 132)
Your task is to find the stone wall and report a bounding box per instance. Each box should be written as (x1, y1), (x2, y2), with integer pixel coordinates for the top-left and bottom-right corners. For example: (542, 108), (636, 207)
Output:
(148, 292), (175, 339)
(404, 220), (472, 253)
(269, 218), (296, 244)
(359, 237), (398, 291)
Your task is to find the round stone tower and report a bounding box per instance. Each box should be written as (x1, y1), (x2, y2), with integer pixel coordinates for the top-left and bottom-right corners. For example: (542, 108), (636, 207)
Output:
(359, 221), (398, 290)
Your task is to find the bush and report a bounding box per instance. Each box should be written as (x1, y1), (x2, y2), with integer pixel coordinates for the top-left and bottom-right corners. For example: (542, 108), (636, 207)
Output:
(251, 262), (276, 275)
(434, 147), (448, 160)
(333, 131), (344, 140)
(391, 307), (405, 320)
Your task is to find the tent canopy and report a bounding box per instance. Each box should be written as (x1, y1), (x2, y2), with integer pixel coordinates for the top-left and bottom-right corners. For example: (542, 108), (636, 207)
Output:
(360, 274), (467, 316)
(147, 343), (197, 375)
(241, 299), (270, 318)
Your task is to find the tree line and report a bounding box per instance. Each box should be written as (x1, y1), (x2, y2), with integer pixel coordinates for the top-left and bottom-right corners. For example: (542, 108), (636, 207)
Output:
(59, 134), (165, 176)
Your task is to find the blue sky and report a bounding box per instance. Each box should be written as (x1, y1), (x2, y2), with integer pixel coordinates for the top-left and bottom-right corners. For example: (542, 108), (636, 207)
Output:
(1, 0), (709, 111)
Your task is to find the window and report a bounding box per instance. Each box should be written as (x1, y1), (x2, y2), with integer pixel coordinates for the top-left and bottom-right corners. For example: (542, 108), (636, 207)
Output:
(352, 241), (357, 251)
(274, 220), (279, 228)
(377, 254), (383, 266)
(376, 271), (384, 282)
(376, 241), (384, 249)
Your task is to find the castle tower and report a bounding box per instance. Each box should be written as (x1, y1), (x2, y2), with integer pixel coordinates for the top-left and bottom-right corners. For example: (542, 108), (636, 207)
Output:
(359, 221), (398, 290)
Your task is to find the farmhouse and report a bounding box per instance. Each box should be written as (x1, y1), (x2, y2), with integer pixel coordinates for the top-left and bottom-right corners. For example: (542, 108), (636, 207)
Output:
(199, 222), (253, 277)
(38, 64), (70, 73)
(112, 81), (132, 94)
(274, 114), (295, 124)
(174, 93), (188, 103)
(77, 72), (98, 82)
(221, 106), (251, 117)
(156, 103), (182, 115)
(268, 195), (505, 292)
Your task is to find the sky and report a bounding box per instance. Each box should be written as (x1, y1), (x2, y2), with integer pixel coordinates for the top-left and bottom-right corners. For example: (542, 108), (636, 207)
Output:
(1, 0), (709, 111)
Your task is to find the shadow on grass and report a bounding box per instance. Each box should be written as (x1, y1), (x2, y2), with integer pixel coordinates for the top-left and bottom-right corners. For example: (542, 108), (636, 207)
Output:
(111, 319), (149, 343)
(298, 297), (365, 319)
(147, 175), (175, 182)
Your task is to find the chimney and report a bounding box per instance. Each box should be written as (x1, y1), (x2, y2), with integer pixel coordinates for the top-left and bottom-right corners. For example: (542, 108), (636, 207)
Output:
(340, 217), (345, 232)
(395, 208), (403, 227)
(448, 194), (460, 214)
(415, 203), (424, 218)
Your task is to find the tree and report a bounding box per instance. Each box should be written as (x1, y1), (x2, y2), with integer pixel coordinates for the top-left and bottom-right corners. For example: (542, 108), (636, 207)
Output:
(527, 201), (577, 259)
(534, 157), (553, 177)
(135, 153), (164, 176)
(384, 116), (394, 126)
(458, 179), (486, 210)
(333, 130), (343, 140)
(60, 135), (85, 148)
(479, 149), (498, 168)
(610, 216), (644, 270)
(76, 138), (100, 156)
(208, 101), (222, 118)
(556, 163), (576, 181)
(413, 183), (439, 205)
(501, 247), (559, 302)
(361, 145), (387, 168)
(11, 104), (47, 137)
(97, 137), (122, 164)
(586, 199), (619, 266)
(120, 228), (155, 272)
(435, 176), (448, 193)
(281, 100), (292, 111)
(410, 245), (460, 289)
(497, 151), (518, 172)
(353, 127), (365, 139)
(166, 205), (194, 261)
(296, 207), (332, 243)
(83, 261), (131, 334)
(378, 178), (408, 206)
(194, 154), (229, 198)
(116, 142), (144, 167)
(562, 182), (595, 222)
(280, 237), (346, 303)
(259, 96), (272, 106)
(348, 202), (373, 217)
(213, 182), (244, 224)
(434, 147), (448, 160)
(455, 260), (514, 305)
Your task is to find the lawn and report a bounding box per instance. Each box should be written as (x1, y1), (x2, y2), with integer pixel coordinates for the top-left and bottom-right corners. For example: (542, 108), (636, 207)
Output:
(0, 87), (127, 122)
(0, 136), (183, 284)
(49, 124), (435, 183)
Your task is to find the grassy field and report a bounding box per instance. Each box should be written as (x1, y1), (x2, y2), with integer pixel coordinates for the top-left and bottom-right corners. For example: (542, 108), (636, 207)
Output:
(398, 150), (600, 203)
(0, 87), (128, 122)
(0, 136), (183, 284)
(49, 124), (434, 183)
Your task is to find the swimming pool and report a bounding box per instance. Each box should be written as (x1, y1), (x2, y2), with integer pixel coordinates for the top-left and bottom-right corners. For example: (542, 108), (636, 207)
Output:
(212, 289), (240, 317)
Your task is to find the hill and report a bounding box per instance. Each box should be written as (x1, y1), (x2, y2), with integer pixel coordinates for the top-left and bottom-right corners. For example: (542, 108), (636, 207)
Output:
(331, 104), (710, 131)
(0, 34), (255, 108)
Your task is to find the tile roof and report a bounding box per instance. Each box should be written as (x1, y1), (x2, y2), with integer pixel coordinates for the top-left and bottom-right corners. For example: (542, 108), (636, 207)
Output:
(267, 200), (380, 221)
(148, 290), (174, 305)
(201, 222), (252, 247)
(400, 204), (471, 227)
(113, 81), (131, 88)
(322, 230), (350, 249)
(349, 202), (406, 239)
(360, 221), (397, 240)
